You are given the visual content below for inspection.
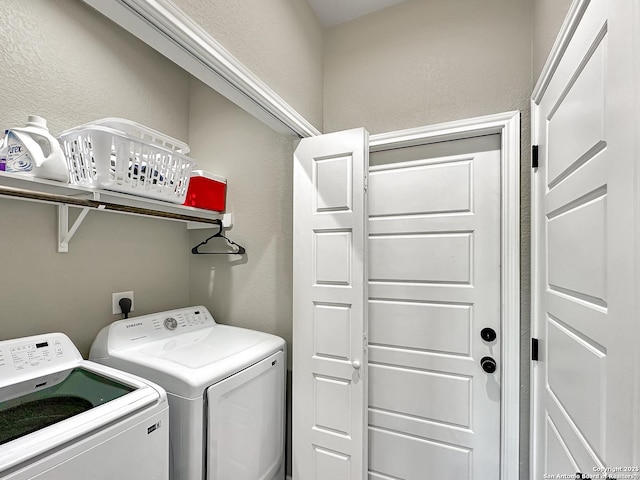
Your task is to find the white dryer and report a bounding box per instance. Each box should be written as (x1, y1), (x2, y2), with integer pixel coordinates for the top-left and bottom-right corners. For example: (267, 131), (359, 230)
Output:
(90, 306), (286, 480)
(0, 333), (169, 480)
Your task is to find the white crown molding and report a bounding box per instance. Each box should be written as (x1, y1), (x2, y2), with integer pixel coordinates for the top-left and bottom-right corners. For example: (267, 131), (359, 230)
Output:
(370, 110), (520, 150)
(81, 0), (322, 138)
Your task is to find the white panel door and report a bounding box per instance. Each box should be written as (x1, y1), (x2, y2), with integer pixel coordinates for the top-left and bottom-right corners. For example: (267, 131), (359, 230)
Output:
(293, 128), (369, 480)
(532, 0), (637, 477)
(367, 137), (501, 479)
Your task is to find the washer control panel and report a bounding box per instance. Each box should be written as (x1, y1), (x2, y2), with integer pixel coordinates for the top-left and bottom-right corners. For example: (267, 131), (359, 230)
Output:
(107, 306), (216, 350)
(0, 333), (81, 378)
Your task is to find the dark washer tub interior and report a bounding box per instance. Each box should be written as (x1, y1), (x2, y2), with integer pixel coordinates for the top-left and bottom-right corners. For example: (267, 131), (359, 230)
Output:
(0, 368), (134, 445)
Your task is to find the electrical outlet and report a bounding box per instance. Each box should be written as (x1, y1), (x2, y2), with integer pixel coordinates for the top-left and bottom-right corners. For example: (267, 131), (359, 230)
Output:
(112, 291), (134, 315)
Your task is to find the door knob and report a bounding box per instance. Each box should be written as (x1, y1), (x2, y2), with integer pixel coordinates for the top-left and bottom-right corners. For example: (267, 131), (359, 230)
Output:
(352, 360), (361, 370)
(481, 356), (497, 374)
(481, 327), (497, 342)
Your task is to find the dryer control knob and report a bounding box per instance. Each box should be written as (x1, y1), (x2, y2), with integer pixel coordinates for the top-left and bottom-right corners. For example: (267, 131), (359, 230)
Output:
(164, 317), (178, 330)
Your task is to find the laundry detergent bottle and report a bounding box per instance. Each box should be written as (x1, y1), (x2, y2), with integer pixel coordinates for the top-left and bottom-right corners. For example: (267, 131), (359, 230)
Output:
(0, 135), (7, 172)
(5, 115), (69, 182)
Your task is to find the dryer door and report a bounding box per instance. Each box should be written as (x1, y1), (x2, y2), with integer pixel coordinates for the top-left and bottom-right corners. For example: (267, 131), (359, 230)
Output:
(206, 350), (285, 480)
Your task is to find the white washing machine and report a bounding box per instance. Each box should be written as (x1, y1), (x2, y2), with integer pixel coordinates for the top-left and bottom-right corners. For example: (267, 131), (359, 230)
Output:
(0, 332), (169, 480)
(90, 306), (286, 480)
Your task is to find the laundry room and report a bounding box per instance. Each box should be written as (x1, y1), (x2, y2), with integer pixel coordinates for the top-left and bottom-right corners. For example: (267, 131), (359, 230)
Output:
(2, 0), (637, 479)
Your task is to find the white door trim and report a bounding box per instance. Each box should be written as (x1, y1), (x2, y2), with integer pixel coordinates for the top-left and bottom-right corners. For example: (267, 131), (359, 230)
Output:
(530, 0), (640, 475)
(370, 110), (521, 480)
(530, 2), (589, 478)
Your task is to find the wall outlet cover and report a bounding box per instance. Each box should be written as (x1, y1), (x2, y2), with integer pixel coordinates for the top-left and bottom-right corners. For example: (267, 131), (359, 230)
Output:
(112, 291), (134, 315)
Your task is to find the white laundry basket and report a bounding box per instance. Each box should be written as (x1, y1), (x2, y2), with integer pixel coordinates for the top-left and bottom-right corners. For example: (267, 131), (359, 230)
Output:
(58, 118), (196, 203)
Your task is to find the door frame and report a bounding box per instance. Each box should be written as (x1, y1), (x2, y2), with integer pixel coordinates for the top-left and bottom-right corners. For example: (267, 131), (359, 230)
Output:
(370, 111), (521, 480)
(530, 2), (586, 477)
(529, 0), (640, 475)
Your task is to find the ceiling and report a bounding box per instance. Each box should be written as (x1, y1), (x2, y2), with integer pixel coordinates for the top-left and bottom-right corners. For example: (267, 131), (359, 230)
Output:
(306, 0), (409, 28)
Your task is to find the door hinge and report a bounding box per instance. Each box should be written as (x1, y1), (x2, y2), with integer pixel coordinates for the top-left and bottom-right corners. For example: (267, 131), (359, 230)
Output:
(532, 145), (539, 169)
(531, 338), (539, 361)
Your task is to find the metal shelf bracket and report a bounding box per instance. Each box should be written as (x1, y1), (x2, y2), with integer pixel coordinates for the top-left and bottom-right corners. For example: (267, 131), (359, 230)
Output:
(57, 204), (102, 253)
(187, 212), (233, 230)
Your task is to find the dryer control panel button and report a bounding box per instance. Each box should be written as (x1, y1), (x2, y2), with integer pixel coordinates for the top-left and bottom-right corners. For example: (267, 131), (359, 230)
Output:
(164, 317), (178, 330)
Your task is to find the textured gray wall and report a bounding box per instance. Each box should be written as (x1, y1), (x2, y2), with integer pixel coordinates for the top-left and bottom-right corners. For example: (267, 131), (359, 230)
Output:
(187, 77), (296, 477)
(323, 0), (533, 476)
(533, 0), (574, 81)
(188, 78), (294, 363)
(174, 0), (324, 130)
(0, 0), (192, 356)
(0, 0), (190, 139)
(323, 0), (533, 136)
